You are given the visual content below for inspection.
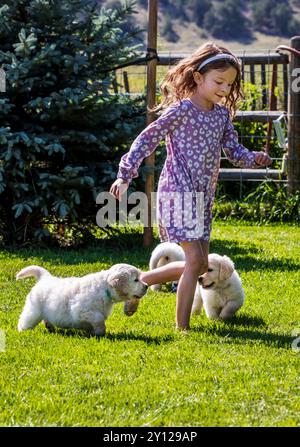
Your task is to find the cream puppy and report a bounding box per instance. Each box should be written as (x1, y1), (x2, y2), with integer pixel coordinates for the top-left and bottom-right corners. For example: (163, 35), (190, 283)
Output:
(149, 242), (185, 291)
(192, 253), (245, 320)
(17, 263), (148, 336)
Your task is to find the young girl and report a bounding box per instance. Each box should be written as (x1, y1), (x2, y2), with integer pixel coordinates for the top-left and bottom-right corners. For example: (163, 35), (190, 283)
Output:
(110, 42), (271, 330)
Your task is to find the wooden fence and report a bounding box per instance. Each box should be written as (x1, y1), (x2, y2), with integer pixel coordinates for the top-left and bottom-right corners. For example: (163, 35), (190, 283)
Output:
(113, 39), (300, 192)
(111, 35), (300, 246)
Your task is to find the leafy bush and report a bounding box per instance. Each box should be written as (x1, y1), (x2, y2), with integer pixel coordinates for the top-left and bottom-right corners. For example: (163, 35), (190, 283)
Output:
(214, 182), (300, 223)
(0, 0), (145, 246)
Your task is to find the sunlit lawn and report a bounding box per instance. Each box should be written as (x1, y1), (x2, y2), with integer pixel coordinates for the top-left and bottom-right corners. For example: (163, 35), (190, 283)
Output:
(0, 222), (299, 426)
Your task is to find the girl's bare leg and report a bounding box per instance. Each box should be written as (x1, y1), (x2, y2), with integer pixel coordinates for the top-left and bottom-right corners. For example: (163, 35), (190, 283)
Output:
(176, 240), (209, 330)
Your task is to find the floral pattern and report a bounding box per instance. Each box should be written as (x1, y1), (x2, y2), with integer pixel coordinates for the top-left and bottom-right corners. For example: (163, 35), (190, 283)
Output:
(117, 99), (259, 242)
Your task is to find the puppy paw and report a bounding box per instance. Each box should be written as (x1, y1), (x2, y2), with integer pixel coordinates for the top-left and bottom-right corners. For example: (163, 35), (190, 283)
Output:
(171, 282), (178, 293)
(93, 327), (106, 337)
(43, 320), (55, 333)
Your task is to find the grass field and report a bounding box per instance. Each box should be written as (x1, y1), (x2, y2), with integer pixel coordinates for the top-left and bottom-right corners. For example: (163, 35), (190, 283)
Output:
(0, 222), (299, 427)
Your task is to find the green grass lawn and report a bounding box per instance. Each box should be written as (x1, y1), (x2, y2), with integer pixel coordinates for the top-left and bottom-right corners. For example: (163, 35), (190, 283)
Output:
(0, 222), (299, 427)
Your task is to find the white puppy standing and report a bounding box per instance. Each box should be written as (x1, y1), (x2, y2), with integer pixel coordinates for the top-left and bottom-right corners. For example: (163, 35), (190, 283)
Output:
(17, 263), (148, 336)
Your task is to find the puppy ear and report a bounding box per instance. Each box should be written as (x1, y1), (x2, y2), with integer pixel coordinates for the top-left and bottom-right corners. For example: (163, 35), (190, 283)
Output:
(219, 256), (234, 281)
(107, 272), (126, 289)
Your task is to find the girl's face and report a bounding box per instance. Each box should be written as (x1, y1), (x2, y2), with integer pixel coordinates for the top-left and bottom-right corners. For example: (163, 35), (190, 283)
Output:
(193, 66), (237, 107)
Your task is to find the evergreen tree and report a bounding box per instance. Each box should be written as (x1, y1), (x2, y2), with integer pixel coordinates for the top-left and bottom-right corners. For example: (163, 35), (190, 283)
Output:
(162, 16), (179, 43)
(187, 0), (211, 27)
(0, 0), (144, 245)
(252, 0), (300, 36)
(203, 0), (253, 41)
(160, 0), (189, 22)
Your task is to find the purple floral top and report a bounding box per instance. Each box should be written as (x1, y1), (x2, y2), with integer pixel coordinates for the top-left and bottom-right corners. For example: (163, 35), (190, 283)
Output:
(117, 99), (259, 242)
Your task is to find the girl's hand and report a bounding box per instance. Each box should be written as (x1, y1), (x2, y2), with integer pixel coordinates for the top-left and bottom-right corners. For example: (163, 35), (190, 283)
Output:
(255, 152), (272, 167)
(109, 178), (129, 201)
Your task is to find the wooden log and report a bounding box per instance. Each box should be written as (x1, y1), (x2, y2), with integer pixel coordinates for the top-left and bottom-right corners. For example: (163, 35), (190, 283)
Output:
(112, 75), (118, 94)
(283, 63), (288, 111)
(143, 0), (157, 247)
(250, 64), (256, 110)
(287, 36), (300, 194)
(123, 71), (130, 94)
(265, 64), (278, 154)
(261, 64), (267, 109)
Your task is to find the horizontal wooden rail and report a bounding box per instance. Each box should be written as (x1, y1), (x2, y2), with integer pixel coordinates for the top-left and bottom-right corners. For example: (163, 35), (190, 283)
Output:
(149, 53), (289, 66)
(234, 111), (284, 122)
(218, 168), (286, 181)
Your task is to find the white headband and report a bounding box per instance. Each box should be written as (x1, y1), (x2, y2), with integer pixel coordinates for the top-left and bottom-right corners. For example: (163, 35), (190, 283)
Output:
(197, 54), (237, 72)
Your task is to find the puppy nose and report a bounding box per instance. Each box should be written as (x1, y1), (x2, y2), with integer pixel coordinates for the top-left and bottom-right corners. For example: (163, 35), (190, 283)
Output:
(198, 276), (203, 284)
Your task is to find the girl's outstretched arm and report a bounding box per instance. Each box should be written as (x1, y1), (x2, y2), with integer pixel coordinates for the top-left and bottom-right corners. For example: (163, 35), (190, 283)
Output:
(222, 111), (272, 168)
(140, 260), (185, 286)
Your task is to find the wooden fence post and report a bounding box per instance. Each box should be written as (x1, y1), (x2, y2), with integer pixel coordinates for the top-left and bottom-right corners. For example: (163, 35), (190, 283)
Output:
(287, 36), (300, 195)
(143, 0), (157, 247)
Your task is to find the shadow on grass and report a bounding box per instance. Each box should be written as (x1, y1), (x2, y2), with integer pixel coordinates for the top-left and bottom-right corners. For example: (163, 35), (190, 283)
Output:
(3, 233), (299, 272)
(105, 331), (174, 344)
(51, 328), (174, 345)
(33, 313), (292, 350)
(4, 234), (154, 267)
(193, 313), (293, 350)
(221, 313), (266, 328)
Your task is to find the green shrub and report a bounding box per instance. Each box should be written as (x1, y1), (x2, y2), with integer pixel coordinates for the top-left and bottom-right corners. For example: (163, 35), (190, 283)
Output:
(214, 182), (300, 223)
(0, 0), (144, 246)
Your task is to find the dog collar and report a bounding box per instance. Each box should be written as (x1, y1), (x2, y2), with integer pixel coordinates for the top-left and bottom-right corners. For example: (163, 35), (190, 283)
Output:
(104, 288), (115, 302)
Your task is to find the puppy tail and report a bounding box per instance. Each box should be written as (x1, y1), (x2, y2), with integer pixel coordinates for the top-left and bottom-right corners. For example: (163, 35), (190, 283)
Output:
(149, 243), (185, 270)
(149, 250), (163, 270)
(16, 265), (51, 281)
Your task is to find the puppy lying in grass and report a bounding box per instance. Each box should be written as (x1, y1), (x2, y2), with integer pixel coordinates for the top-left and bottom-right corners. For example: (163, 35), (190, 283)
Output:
(17, 263), (148, 336)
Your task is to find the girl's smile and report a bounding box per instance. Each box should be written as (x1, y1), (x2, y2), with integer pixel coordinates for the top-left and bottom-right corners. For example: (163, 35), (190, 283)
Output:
(190, 66), (238, 111)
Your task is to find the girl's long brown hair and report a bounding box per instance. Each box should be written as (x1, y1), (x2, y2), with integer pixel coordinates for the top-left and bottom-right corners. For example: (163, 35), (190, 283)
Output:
(155, 42), (243, 118)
